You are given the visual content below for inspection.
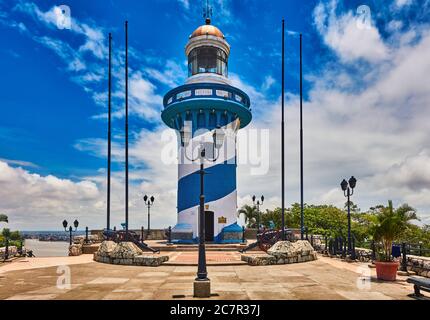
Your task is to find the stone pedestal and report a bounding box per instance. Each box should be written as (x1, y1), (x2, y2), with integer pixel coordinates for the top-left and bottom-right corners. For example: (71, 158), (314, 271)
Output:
(68, 244), (83, 256)
(93, 241), (169, 266)
(193, 280), (211, 298)
(241, 240), (318, 266)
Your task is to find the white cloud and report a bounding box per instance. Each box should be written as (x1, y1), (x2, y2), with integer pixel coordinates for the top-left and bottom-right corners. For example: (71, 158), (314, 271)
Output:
(0, 161), (101, 230)
(313, 0), (388, 63)
(145, 60), (186, 88)
(395, 0), (413, 8)
(178, 0), (190, 10)
(261, 75), (275, 92)
(0, 158), (38, 168)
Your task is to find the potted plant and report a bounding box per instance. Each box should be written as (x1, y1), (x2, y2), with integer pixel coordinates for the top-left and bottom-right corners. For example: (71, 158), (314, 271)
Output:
(372, 200), (417, 281)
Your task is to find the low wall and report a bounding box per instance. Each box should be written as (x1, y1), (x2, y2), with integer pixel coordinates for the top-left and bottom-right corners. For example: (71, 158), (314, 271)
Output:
(407, 255), (430, 277)
(91, 229), (167, 240)
(319, 245), (430, 278)
(0, 246), (17, 259)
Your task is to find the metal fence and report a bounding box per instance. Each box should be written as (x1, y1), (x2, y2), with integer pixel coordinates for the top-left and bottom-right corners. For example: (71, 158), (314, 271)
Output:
(306, 231), (430, 271)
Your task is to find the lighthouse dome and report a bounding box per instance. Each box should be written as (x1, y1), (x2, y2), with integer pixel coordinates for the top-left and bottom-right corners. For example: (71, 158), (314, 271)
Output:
(190, 24), (224, 39)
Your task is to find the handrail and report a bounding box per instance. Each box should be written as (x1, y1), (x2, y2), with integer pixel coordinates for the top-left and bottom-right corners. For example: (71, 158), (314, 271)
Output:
(163, 83), (251, 109)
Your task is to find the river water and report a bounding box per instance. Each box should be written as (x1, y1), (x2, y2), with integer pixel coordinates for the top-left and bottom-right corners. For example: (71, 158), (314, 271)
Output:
(24, 239), (69, 257)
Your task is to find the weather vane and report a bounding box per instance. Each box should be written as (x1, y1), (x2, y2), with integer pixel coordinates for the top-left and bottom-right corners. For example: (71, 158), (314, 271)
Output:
(203, 0), (212, 24)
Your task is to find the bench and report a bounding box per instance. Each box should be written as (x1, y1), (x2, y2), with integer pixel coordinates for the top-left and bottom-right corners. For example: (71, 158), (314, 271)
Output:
(407, 276), (430, 296)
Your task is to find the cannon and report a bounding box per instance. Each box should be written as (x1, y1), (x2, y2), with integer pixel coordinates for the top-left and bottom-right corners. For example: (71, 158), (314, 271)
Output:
(239, 228), (296, 253)
(102, 229), (160, 254)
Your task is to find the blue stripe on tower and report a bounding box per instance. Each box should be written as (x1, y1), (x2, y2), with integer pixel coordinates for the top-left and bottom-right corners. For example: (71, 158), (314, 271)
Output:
(177, 158), (237, 212)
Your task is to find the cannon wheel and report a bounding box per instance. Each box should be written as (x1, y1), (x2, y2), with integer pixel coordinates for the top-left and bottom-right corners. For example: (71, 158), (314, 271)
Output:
(258, 229), (280, 252)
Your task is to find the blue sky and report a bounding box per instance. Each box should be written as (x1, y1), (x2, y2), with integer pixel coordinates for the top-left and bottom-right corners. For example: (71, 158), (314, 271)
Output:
(1, 0), (430, 230)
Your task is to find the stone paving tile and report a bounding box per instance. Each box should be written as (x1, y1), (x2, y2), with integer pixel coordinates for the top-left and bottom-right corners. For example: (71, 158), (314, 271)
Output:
(26, 284), (82, 295)
(211, 276), (240, 283)
(208, 291), (250, 300)
(210, 271), (237, 277)
(291, 286), (347, 300)
(166, 276), (196, 282)
(102, 291), (146, 300)
(209, 265), (236, 272)
(173, 266), (196, 273)
(6, 293), (59, 300)
(133, 278), (166, 284)
(112, 288), (143, 293)
(87, 277), (130, 285)
(138, 271), (170, 277)
(240, 282), (284, 291)
(56, 285), (114, 300)
(335, 290), (392, 300)
(153, 289), (194, 300)
(159, 281), (193, 290)
(120, 279), (165, 291)
(247, 290), (298, 300)
(212, 282), (247, 292)
(136, 292), (156, 300)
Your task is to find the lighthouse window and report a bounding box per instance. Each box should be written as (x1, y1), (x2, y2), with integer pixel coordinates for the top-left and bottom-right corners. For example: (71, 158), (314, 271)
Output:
(216, 90), (230, 98)
(176, 90), (192, 100)
(188, 46), (228, 77)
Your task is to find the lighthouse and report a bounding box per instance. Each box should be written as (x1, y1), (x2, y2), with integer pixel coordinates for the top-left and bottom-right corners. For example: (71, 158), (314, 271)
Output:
(162, 8), (252, 243)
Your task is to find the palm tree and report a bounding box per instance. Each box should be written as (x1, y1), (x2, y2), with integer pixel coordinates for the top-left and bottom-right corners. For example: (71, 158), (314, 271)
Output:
(372, 200), (418, 261)
(0, 214), (8, 223)
(237, 204), (258, 228)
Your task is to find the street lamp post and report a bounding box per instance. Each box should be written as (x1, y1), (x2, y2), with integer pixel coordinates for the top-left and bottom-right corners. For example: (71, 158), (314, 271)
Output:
(252, 195), (264, 234)
(62, 219), (79, 246)
(143, 195), (155, 233)
(340, 176), (357, 260)
(180, 123), (225, 295)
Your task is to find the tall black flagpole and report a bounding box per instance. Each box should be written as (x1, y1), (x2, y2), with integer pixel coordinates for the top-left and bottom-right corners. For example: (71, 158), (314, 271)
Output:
(107, 32), (112, 230)
(125, 21), (129, 238)
(300, 33), (304, 240)
(281, 19), (286, 240)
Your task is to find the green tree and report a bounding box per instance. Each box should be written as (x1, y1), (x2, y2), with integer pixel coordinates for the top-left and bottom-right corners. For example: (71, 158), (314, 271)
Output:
(2, 228), (11, 239)
(371, 200), (418, 261)
(0, 214), (8, 223)
(9, 231), (22, 241)
(237, 204), (259, 228)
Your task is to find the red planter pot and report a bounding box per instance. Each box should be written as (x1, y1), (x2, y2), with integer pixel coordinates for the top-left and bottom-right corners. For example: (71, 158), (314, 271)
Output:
(375, 261), (399, 281)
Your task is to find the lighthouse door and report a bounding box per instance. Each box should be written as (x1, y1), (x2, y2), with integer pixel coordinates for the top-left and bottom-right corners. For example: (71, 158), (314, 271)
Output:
(205, 211), (214, 242)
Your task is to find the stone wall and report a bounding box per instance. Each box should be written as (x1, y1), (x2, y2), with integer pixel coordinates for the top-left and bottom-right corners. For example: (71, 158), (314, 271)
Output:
(407, 255), (430, 277)
(0, 246), (17, 259)
(91, 229), (167, 240)
(320, 245), (430, 279)
(93, 241), (169, 267)
(69, 244), (82, 256)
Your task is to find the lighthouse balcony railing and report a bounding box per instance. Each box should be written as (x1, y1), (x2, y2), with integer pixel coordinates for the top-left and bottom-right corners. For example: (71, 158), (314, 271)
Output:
(163, 83), (250, 110)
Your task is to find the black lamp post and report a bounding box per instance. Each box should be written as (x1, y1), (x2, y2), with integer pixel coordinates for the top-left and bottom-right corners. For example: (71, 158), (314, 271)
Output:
(143, 195), (155, 233)
(252, 195), (264, 234)
(340, 176), (357, 260)
(180, 123), (225, 282)
(62, 219), (79, 245)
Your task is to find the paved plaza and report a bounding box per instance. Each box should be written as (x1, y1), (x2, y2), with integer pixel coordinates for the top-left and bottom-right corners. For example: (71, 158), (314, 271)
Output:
(0, 253), (426, 300)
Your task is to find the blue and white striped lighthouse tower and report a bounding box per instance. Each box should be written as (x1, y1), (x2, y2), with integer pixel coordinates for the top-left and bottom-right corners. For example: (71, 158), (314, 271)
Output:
(162, 12), (252, 243)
